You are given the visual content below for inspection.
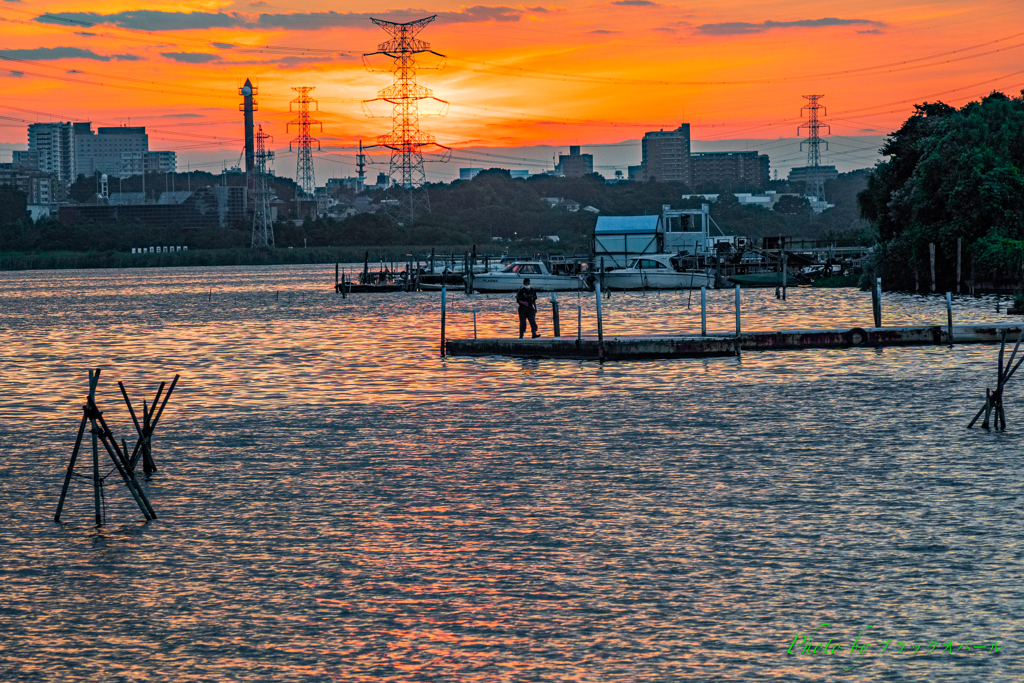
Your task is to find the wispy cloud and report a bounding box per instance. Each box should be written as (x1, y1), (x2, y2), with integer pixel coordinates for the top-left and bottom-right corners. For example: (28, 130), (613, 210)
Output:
(589, 29), (621, 34)
(612, 0), (660, 5)
(696, 17), (885, 36)
(35, 6), (527, 32)
(161, 51), (219, 63)
(0, 46), (115, 61)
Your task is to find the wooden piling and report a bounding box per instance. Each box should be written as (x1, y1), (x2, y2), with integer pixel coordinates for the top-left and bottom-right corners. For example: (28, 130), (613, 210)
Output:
(577, 304), (582, 341)
(440, 285), (447, 358)
(551, 293), (561, 337)
(473, 310), (477, 339)
(469, 244), (477, 294)
(335, 263), (339, 290)
(946, 292), (954, 345)
(929, 243), (936, 292)
(595, 282), (604, 343)
(701, 287), (707, 336)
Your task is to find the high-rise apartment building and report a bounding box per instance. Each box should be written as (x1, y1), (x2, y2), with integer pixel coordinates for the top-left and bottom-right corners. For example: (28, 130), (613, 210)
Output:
(27, 122), (76, 185)
(632, 125), (691, 183)
(690, 152), (770, 191)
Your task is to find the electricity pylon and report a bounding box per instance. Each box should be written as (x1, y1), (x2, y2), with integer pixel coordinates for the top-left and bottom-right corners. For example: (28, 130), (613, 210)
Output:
(251, 125), (275, 248)
(798, 95), (830, 205)
(363, 15), (450, 225)
(288, 87), (322, 197)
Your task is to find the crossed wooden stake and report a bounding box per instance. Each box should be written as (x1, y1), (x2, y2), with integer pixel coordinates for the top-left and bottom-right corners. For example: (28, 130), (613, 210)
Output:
(54, 369), (179, 525)
(968, 329), (1023, 430)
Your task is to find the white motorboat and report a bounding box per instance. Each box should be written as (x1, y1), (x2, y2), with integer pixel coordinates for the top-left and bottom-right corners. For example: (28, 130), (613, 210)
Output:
(472, 260), (585, 293)
(602, 253), (715, 290)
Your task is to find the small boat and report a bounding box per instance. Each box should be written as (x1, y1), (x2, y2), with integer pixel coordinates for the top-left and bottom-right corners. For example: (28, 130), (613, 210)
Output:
(602, 253), (715, 290)
(472, 260), (585, 293)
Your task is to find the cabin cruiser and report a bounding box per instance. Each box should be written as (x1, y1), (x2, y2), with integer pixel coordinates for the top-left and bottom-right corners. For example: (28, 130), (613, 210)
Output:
(602, 253), (715, 290)
(472, 260), (585, 293)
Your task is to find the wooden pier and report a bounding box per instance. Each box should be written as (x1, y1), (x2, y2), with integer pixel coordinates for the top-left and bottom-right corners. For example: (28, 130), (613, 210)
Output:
(446, 324), (1024, 360)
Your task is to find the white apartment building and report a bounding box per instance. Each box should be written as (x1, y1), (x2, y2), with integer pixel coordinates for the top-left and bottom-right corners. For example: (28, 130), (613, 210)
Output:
(27, 122), (76, 185)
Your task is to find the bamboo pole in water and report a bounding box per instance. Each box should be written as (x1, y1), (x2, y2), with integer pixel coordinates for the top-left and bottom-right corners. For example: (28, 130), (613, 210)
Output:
(89, 369), (101, 526)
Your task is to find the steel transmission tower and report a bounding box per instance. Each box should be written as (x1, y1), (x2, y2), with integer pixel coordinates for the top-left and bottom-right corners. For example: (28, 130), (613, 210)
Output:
(363, 15), (450, 225)
(251, 125), (275, 248)
(798, 95), (830, 204)
(288, 87), (322, 196)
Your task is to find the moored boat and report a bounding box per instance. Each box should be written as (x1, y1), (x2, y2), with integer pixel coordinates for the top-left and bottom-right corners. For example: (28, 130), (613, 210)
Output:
(602, 253), (715, 290)
(472, 260), (585, 293)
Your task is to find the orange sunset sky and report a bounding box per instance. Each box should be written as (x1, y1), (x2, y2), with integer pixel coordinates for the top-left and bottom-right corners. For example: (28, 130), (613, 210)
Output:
(1, 0), (1023, 180)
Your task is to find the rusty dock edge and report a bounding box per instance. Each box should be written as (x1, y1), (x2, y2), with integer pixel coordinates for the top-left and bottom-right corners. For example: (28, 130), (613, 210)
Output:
(446, 324), (1024, 360)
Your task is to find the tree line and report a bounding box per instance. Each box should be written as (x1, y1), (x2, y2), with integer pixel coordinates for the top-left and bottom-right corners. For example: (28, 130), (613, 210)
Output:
(859, 91), (1024, 291)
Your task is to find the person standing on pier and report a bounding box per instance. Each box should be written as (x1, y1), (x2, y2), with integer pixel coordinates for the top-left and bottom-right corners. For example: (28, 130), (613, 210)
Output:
(516, 278), (540, 338)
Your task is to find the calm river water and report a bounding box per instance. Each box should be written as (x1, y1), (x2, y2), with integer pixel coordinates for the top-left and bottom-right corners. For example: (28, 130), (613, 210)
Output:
(0, 264), (1020, 681)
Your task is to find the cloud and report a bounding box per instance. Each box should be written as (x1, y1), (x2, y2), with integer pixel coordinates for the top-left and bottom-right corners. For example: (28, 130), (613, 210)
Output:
(696, 17), (885, 35)
(66, 69), (83, 74)
(211, 42), (235, 49)
(612, 0), (660, 5)
(35, 6), (526, 32)
(258, 6), (523, 30)
(857, 29), (883, 34)
(36, 11), (245, 31)
(588, 29), (621, 34)
(5, 71), (24, 77)
(0, 46), (115, 61)
(525, 6), (547, 11)
(113, 53), (142, 61)
(161, 51), (219, 63)
(161, 113), (203, 118)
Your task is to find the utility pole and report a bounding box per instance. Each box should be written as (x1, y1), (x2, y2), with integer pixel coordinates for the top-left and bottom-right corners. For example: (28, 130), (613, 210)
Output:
(363, 15), (450, 225)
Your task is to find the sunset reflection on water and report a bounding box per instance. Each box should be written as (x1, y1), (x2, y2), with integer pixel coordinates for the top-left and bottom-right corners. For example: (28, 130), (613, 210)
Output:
(0, 264), (1020, 681)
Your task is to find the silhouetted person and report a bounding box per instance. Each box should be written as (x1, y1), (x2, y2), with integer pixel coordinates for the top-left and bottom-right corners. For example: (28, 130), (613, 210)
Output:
(516, 278), (539, 338)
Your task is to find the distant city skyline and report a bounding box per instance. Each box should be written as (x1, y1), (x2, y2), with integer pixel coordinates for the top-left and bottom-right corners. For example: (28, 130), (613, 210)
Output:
(1, 0), (1018, 180)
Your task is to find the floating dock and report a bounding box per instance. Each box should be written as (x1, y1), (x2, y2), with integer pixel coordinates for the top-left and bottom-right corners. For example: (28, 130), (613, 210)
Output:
(446, 324), (1024, 360)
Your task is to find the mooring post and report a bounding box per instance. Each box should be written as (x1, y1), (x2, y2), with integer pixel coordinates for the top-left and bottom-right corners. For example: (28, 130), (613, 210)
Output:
(946, 292), (954, 346)
(929, 243), (936, 292)
(957, 238), (962, 295)
(473, 310), (477, 339)
(470, 244), (477, 294)
(876, 278), (883, 327)
(55, 410), (89, 523)
(701, 286), (707, 336)
(577, 304), (582, 341)
(89, 369), (101, 526)
(335, 262), (339, 291)
(734, 285), (741, 337)
(600, 257), (606, 296)
(551, 292), (561, 337)
(782, 252), (787, 301)
(440, 285), (447, 358)
(595, 282), (604, 342)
